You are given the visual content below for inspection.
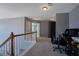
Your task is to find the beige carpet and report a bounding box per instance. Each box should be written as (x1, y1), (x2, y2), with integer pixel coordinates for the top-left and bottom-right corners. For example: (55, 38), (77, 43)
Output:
(24, 37), (66, 56)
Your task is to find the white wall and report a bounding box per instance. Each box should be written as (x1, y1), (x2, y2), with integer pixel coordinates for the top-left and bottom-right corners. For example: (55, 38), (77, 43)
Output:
(40, 21), (49, 37)
(0, 17), (24, 42)
(69, 4), (79, 28)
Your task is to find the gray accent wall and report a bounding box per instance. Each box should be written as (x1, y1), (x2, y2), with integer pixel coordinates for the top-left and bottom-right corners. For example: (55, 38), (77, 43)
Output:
(56, 13), (69, 37)
(40, 21), (49, 37)
(69, 4), (79, 28)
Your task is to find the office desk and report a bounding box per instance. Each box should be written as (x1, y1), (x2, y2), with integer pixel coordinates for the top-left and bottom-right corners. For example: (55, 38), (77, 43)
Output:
(72, 37), (79, 43)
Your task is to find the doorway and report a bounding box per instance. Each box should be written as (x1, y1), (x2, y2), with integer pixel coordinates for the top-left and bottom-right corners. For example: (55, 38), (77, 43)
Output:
(32, 22), (40, 38)
(48, 21), (56, 38)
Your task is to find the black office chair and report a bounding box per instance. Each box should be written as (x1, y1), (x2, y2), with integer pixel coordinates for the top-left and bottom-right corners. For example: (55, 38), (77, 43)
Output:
(53, 34), (65, 53)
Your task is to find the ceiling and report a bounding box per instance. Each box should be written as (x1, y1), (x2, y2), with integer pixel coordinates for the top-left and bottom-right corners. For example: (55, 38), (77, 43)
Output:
(0, 3), (78, 20)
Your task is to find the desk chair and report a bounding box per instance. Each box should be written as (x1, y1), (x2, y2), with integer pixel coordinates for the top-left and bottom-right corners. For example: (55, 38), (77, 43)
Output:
(53, 34), (65, 53)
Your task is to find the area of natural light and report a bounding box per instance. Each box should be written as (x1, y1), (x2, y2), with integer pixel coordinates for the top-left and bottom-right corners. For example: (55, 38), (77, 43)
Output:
(32, 22), (40, 38)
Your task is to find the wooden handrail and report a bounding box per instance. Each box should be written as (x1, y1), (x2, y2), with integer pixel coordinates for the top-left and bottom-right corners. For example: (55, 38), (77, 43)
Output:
(0, 37), (10, 47)
(14, 32), (36, 37)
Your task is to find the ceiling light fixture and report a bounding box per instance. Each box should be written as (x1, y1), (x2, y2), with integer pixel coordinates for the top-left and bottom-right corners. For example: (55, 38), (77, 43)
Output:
(41, 3), (53, 11)
(42, 6), (48, 11)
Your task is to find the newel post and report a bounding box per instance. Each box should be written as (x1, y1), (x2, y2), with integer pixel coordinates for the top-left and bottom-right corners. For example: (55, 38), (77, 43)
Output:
(10, 32), (14, 56)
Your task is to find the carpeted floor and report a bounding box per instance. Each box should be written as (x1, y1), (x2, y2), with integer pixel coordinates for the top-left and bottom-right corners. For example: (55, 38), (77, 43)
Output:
(24, 37), (66, 56)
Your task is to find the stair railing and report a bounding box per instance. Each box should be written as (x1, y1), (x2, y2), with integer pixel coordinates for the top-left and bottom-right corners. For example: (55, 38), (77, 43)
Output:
(0, 32), (37, 56)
